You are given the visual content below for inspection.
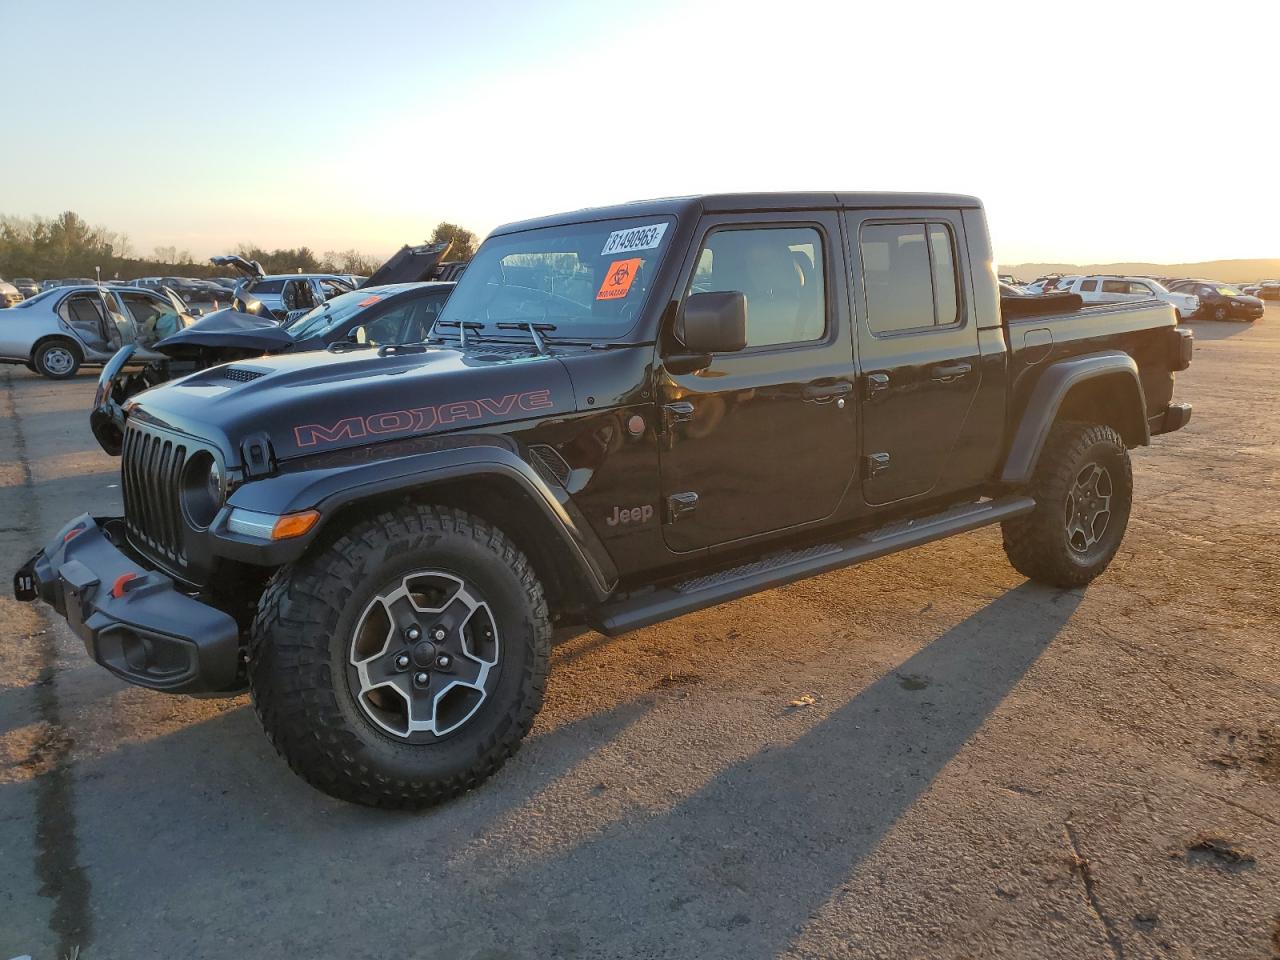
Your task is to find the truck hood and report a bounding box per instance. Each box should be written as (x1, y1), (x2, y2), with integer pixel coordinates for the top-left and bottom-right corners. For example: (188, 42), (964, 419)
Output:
(127, 341), (577, 465)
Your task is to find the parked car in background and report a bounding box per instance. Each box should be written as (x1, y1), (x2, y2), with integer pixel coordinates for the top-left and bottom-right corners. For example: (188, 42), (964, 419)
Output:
(1056, 275), (1199, 321)
(11, 278), (40, 299)
(0, 284), (195, 378)
(1024, 275), (1078, 294)
(1248, 281), (1280, 301)
(0, 279), (23, 307)
(1166, 280), (1264, 321)
(90, 281), (456, 453)
(211, 255), (355, 321)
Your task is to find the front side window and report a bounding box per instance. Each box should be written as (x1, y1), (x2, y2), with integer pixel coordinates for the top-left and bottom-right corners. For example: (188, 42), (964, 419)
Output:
(1129, 282), (1154, 295)
(860, 221), (960, 334)
(436, 216), (676, 340)
(357, 301), (419, 345)
(688, 226), (825, 347)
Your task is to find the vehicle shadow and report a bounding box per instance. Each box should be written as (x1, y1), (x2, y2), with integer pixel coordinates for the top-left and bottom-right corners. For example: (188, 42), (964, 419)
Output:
(418, 581), (1083, 958)
(13, 580), (1081, 957)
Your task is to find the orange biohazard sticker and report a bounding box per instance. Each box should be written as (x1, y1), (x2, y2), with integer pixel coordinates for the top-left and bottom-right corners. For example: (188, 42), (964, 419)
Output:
(596, 258), (643, 301)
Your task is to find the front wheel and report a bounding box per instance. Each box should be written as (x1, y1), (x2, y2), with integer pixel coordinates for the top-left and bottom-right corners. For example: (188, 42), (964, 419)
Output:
(249, 504), (550, 808)
(33, 339), (82, 379)
(1001, 421), (1133, 588)
(1212, 304), (1229, 322)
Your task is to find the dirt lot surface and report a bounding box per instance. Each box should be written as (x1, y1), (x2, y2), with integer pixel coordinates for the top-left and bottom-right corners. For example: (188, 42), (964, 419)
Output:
(2, 313), (1278, 959)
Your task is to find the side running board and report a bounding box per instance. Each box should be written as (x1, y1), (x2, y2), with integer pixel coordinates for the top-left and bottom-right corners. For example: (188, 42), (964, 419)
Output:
(596, 496), (1035, 636)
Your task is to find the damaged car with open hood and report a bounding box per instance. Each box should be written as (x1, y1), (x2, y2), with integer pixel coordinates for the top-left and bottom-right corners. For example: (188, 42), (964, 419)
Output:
(90, 242), (463, 453)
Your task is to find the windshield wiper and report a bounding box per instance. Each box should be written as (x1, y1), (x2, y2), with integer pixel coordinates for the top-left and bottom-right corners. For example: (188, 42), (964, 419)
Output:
(496, 321), (555, 356)
(431, 319), (484, 347)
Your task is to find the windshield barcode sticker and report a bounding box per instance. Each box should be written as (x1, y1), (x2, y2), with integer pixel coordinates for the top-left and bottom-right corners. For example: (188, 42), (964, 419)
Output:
(601, 222), (668, 256)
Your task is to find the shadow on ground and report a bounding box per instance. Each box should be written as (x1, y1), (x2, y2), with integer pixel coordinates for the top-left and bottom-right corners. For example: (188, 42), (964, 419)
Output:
(13, 580), (1081, 957)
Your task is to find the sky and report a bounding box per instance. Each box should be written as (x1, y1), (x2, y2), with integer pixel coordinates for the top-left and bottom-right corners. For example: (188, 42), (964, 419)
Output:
(1, 0), (1276, 267)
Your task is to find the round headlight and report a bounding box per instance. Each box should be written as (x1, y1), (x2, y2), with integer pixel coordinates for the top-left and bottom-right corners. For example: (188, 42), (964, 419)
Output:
(181, 451), (224, 529)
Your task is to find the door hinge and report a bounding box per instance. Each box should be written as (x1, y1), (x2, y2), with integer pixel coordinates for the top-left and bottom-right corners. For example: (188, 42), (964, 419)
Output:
(666, 491), (699, 523)
(662, 401), (695, 432)
(865, 372), (890, 400)
(864, 452), (891, 478)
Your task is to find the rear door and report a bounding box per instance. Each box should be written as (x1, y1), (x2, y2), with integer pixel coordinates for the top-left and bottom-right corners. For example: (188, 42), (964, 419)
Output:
(1099, 278), (1129, 303)
(847, 210), (982, 506)
(657, 211), (858, 552)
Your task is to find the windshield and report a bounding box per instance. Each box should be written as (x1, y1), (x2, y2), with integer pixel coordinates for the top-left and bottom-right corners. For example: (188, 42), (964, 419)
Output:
(284, 287), (388, 340)
(1216, 285), (1242, 296)
(435, 216), (676, 340)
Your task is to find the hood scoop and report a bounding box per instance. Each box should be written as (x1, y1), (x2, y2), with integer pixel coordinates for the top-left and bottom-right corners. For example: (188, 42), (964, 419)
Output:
(223, 366), (268, 383)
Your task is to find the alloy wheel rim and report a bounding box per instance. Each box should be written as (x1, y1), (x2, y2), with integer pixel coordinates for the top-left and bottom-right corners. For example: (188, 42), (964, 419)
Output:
(1064, 462), (1113, 554)
(43, 347), (75, 375)
(347, 570), (499, 742)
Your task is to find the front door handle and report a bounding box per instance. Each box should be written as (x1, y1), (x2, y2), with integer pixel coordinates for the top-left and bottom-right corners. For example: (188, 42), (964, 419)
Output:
(802, 381), (853, 402)
(930, 361), (972, 382)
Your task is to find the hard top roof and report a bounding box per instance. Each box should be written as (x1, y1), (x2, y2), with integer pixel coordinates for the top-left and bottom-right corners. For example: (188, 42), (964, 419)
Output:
(491, 192), (982, 236)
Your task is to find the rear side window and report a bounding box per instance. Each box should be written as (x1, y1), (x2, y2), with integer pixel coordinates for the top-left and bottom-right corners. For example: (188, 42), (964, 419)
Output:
(860, 221), (960, 334)
(1080, 279), (1098, 292)
(1101, 279), (1127, 293)
(248, 279), (284, 294)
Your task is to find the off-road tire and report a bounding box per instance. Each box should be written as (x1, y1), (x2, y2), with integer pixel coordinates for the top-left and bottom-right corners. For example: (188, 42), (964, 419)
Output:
(1001, 420), (1132, 588)
(33, 339), (82, 379)
(249, 504), (550, 808)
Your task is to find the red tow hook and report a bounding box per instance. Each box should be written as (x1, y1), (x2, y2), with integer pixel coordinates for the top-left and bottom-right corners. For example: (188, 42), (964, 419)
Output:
(110, 572), (140, 599)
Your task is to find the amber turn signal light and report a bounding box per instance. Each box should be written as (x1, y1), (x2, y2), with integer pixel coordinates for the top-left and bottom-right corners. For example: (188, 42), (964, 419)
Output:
(271, 510), (320, 540)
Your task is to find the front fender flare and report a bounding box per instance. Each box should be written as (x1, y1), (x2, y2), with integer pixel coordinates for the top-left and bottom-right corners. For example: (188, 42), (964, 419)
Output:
(1000, 350), (1148, 487)
(211, 443), (617, 598)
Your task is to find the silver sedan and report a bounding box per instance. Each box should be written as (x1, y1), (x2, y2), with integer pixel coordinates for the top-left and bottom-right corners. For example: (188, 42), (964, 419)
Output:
(0, 285), (194, 379)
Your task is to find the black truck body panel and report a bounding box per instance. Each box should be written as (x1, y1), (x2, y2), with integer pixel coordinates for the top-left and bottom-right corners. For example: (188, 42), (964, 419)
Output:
(18, 192), (1192, 694)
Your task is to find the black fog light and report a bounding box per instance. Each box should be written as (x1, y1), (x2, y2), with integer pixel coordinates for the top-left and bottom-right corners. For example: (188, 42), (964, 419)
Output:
(181, 451), (223, 529)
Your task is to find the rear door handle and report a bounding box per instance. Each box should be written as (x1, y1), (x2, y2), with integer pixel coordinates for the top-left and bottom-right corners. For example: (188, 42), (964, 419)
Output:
(930, 362), (972, 382)
(802, 381), (853, 401)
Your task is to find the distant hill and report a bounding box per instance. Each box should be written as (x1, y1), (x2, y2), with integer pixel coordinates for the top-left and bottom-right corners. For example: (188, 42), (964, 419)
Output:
(1001, 259), (1280, 284)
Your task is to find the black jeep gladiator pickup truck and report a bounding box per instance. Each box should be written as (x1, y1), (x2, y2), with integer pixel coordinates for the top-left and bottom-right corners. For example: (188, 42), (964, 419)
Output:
(14, 193), (1193, 808)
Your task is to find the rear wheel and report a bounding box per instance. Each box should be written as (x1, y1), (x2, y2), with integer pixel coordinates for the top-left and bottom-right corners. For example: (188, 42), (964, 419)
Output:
(33, 339), (82, 379)
(1002, 420), (1132, 588)
(249, 504), (550, 808)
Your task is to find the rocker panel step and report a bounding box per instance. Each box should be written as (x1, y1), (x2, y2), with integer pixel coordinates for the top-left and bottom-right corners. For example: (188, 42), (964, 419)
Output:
(596, 495), (1035, 636)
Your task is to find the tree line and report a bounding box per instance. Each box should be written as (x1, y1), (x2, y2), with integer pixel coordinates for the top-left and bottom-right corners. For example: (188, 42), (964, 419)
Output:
(0, 212), (478, 282)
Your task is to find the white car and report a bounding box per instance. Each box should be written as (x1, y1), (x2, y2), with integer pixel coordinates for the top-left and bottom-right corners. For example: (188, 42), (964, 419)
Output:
(1057, 276), (1198, 321)
(0, 284), (194, 379)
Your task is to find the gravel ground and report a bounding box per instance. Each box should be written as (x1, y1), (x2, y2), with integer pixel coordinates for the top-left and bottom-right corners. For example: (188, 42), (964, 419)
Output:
(1, 311), (1277, 959)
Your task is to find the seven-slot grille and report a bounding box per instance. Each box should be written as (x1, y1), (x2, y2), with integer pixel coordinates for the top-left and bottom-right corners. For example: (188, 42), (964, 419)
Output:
(121, 423), (189, 566)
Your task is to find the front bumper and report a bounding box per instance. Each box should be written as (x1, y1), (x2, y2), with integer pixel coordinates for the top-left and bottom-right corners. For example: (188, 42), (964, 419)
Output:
(13, 515), (241, 694)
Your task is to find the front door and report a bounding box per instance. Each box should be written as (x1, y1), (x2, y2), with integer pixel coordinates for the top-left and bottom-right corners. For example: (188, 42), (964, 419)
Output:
(847, 211), (982, 506)
(657, 212), (858, 553)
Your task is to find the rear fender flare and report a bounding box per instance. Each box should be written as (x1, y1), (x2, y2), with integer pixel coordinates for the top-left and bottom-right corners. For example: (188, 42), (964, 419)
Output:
(215, 444), (617, 599)
(1000, 351), (1148, 487)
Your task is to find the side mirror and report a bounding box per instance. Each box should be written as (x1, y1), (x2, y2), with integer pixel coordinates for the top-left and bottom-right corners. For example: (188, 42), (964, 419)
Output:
(675, 291), (747, 354)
